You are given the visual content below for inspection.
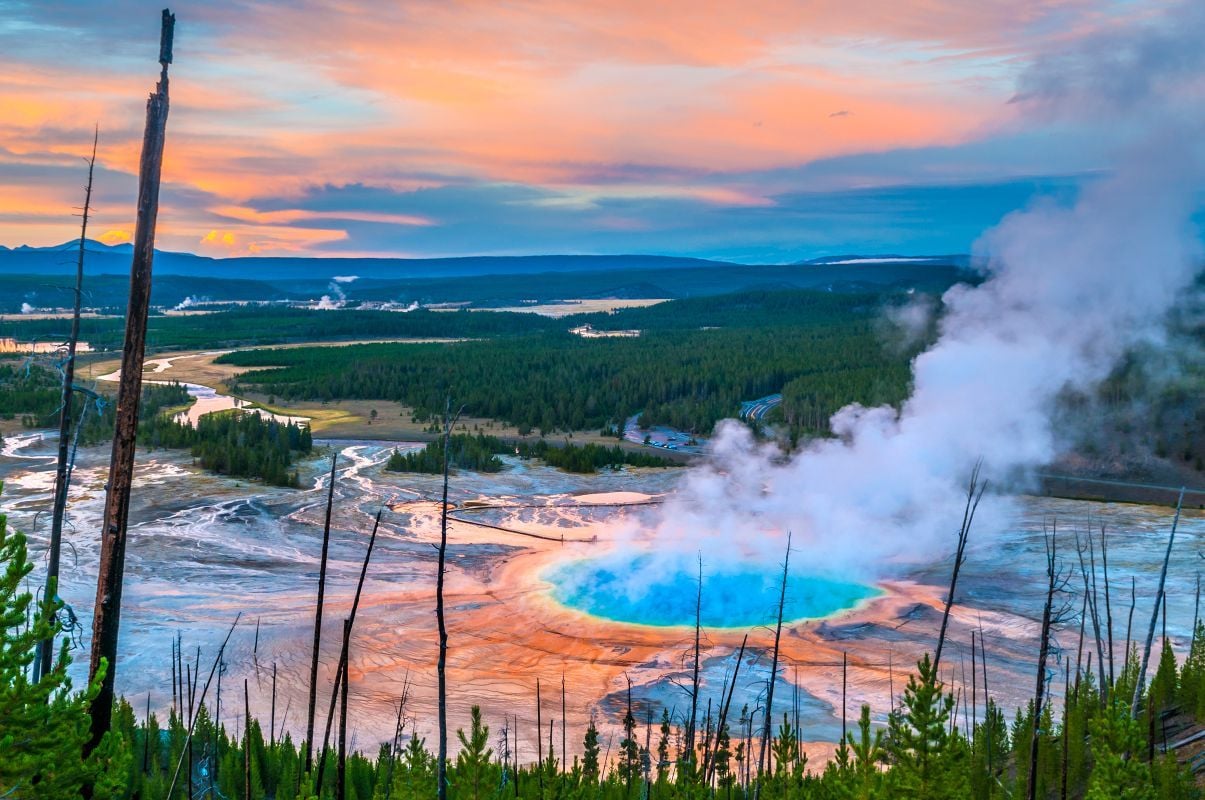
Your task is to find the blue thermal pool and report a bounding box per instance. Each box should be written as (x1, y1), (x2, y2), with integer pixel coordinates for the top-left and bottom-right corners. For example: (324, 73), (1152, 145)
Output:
(545, 553), (881, 628)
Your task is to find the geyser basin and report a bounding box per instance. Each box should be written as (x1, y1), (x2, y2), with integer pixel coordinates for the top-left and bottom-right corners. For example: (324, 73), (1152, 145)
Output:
(546, 553), (880, 628)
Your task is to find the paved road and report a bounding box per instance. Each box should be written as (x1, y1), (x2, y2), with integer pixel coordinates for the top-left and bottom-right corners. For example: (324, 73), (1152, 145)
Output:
(740, 393), (782, 421)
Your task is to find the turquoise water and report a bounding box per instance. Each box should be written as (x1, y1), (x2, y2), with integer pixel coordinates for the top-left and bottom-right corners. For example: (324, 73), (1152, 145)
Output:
(546, 553), (880, 628)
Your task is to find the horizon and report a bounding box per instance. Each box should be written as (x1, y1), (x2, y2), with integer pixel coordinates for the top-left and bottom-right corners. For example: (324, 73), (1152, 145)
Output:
(4, 1), (1199, 262)
(0, 235), (972, 265)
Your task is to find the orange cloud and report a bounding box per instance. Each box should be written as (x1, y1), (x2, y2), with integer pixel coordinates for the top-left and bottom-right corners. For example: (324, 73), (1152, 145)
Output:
(211, 205), (436, 227)
(99, 229), (131, 245)
(0, 0), (1165, 256)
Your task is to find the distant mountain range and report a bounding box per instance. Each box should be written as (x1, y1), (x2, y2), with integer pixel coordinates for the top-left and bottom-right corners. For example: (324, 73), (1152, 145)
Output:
(0, 239), (974, 312)
(0, 239), (740, 279)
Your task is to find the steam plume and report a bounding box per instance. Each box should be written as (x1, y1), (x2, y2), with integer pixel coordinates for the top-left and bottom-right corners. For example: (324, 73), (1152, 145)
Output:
(642, 3), (1205, 578)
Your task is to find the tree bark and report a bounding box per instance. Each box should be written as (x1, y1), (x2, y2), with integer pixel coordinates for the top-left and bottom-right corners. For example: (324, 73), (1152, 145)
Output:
(305, 454), (339, 774)
(436, 400), (462, 800)
(1027, 529), (1058, 800)
(316, 506), (384, 790)
(1131, 488), (1185, 718)
(337, 618), (350, 800)
(35, 127), (97, 683)
(934, 463), (985, 673)
(687, 553), (703, 764)
(756, 532), (791, 797)
(244, 678), (252, 800)
(86, 9), (173, 755)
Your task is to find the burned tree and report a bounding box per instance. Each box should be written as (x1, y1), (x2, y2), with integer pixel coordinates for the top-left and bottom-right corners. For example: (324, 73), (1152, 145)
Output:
(86, 8), (174, 753)
(1027, 525), (1071, 800)
(1131, 488), (1185, 718)
(436, 399), (464, 800)
(305, 454), (339, 774)
(934, 461), (985, 673)
(686, 554), (703, 765)
(756, 531), (791, 795)
(34, 127), (98, 684)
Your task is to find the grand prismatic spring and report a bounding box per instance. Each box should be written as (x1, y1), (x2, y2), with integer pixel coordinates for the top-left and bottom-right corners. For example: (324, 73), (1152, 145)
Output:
(2, 430), (1200, 762)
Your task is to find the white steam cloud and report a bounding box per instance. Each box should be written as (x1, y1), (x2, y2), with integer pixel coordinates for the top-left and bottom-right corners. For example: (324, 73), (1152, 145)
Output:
(20, 302), (34, 314)
(316, 280), (349, 310)
(636, 3), (1205, 580)
(174, 295), (209, 311)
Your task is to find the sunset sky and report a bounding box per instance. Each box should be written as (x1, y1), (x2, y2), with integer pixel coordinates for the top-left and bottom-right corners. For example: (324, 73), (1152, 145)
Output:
(0, 1), (1194, 261)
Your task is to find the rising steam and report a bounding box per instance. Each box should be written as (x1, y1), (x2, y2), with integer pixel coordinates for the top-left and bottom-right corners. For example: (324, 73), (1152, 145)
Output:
(638, 3), (1205, 579)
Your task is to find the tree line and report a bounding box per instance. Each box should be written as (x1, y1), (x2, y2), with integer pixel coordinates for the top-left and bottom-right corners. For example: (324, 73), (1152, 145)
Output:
(221, 290), (923, 440)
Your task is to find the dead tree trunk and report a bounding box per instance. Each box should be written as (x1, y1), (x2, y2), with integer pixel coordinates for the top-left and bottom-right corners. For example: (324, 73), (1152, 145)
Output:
(1059, 660), (1071, 800)
(165, 615), (241, 799)
(1125, 576), (1136, 656)
(35, 127), (98, 683)
(436, 399), (462, 800)
(561, 674), (567, 773)
(707, 634), (748, 785)
(244, 678), (252, 800)
(536, 678), (544, 793)
(1086, 532), (1108, 700)
(971, 632), (977, 744)
(337, 618), (350, 800)
(305, 454), (339, 774)
(271, 662), (277, 747)
(1100, 525), (1115, 690)
(934, 462), (986, 673)
(316, 506), (385, 790)
(1131, 488), (1185, 718)
(1028, 527), (1061, 800)
(686, 553), (703, 764)
(756, 532), (791, 797)
(86, 10), (174, 755)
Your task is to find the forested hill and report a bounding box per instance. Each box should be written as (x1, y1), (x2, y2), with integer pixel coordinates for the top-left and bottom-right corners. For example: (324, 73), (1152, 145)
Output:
(0, 242), (733, 279)
(0, 247), (969, 313)
(221, 289), (925, 439)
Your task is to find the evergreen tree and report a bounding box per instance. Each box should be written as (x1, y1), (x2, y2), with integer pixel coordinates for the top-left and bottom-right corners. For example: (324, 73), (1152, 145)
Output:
(454, 706), (493, 800)
(582, 717), (601, 783)
(885, 653), (968, 800)
(0, 489), (108, 798)
(1085, 699), (1154, 800)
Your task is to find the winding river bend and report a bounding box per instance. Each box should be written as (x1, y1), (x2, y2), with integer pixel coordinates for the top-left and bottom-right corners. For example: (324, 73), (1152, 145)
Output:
(97, 354), (309, 428)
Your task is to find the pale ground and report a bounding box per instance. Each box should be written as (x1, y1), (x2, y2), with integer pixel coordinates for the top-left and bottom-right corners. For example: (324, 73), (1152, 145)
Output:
(470, 298), (669, 317)
(0, 312), (115, 321)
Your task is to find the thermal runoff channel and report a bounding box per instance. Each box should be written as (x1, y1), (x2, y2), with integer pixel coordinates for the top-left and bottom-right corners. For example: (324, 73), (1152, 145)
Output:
(546, 553), (880, 628)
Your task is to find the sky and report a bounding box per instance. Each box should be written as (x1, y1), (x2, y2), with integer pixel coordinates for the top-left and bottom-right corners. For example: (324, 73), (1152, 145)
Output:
(0, 0), (1195, 262)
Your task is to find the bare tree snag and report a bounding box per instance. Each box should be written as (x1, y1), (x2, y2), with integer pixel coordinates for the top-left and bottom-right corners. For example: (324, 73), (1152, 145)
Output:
(686, 553), (703, 763)
(316, 505), (385, 790)
(337, 618), (350, 800)
(934, 462), (985, 673)
(244, 678), (252, 800)
(305, 453), (339, 774)
(86, 9), (174, 755)
(707, 634), (747, 784)
(1100, 525), (1115, 689)
(1028, 526), (1066, 800)
(436, 399), (463, 800)
(35, 127), (98, 683)
(166, 615), (241, 799)
(1131, 488), (1185, 718)
(756, 531), (791, 797)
